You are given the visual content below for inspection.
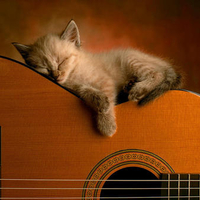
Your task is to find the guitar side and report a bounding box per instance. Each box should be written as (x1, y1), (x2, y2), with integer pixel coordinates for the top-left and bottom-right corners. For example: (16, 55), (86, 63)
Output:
(0, 56), (200, 199)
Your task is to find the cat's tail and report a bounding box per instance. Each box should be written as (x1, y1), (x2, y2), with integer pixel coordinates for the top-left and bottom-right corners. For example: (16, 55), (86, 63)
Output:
(138, 70), (183, 106)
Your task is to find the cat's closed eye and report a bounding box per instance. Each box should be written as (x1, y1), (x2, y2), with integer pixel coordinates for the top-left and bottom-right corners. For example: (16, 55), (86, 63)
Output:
(36, 67), (50, 75)
(58, 58), (68, 68)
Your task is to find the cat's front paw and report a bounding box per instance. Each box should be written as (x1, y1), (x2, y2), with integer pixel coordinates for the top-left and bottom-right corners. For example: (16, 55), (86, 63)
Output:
(96, 112), (117, 137)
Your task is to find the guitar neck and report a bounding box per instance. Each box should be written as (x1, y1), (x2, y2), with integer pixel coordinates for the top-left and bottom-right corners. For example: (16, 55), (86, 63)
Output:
(161, 173), (200, 198)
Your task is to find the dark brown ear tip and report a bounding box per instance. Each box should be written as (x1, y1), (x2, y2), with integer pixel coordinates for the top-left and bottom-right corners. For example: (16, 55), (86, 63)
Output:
(69, 19), (75, 23)
(12, 42), (18, 46)
(12, 43), (20, 50)
(66, 19), (76, 28)
(12, 42), (22, 49)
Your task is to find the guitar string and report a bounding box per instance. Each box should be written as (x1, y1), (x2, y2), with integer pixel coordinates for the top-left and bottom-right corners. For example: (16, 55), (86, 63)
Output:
(0, 179), (200, 182)
(0, 196), (200, 199)
(1, 178), (199, 198)
(1, 178), (199, 190)
(0, 187), (199, 190)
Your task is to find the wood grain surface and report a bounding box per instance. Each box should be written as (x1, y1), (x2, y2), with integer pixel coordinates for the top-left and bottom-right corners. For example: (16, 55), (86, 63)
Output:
(0, 57), (200, 199)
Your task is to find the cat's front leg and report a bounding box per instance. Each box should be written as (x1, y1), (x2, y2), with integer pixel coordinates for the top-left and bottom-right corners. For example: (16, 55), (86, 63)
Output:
(64, 82), (117, 136)
(96, 106), (116, 137)
(77, 85), (117, 136)
(80, 86), (117, 137)
(62, 82), (109, 112)
(77, 85), (110, 113)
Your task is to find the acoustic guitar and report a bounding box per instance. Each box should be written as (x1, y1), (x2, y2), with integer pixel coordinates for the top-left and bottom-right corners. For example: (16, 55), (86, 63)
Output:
(0, 56), (200, 199)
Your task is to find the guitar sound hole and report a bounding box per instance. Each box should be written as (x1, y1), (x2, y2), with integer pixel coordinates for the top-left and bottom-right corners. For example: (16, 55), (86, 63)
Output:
(100, 167), (161, 199)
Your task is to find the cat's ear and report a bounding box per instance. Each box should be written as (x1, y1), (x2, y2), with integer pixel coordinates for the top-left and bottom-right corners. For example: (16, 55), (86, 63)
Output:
(60, 20), (81, 47)
(12, 42), (31, 59)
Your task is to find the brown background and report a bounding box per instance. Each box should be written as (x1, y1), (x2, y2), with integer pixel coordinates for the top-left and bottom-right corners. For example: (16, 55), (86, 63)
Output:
(1, 0), (200, 93)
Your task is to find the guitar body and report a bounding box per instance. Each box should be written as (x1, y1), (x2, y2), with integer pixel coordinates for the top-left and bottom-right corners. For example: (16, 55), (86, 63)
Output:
(0, 56), (200, 199)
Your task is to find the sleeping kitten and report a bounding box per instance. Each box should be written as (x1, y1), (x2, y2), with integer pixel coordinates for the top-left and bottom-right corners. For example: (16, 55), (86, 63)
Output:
(13, 20), (182, 137)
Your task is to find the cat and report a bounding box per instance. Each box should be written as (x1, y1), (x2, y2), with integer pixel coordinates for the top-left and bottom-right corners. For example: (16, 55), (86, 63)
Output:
(13, 19), (182, 137)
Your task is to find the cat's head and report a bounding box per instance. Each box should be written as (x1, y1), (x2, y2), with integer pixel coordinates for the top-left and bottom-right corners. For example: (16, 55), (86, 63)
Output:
(13, 20), (81, 84)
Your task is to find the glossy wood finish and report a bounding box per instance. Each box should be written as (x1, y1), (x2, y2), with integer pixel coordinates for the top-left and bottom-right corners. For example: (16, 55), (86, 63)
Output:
(0, 57), (200, 199)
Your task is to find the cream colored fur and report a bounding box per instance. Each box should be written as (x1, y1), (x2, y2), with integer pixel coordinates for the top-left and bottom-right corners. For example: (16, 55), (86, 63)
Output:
(13, 20), (182, 137)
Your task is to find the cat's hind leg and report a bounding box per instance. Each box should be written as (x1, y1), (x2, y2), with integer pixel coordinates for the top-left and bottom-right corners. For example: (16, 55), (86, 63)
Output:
(128, 70), (164, 103)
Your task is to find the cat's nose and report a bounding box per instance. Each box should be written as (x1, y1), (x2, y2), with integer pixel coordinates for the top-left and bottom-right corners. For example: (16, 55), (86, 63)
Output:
(52, 70), (61, 80)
